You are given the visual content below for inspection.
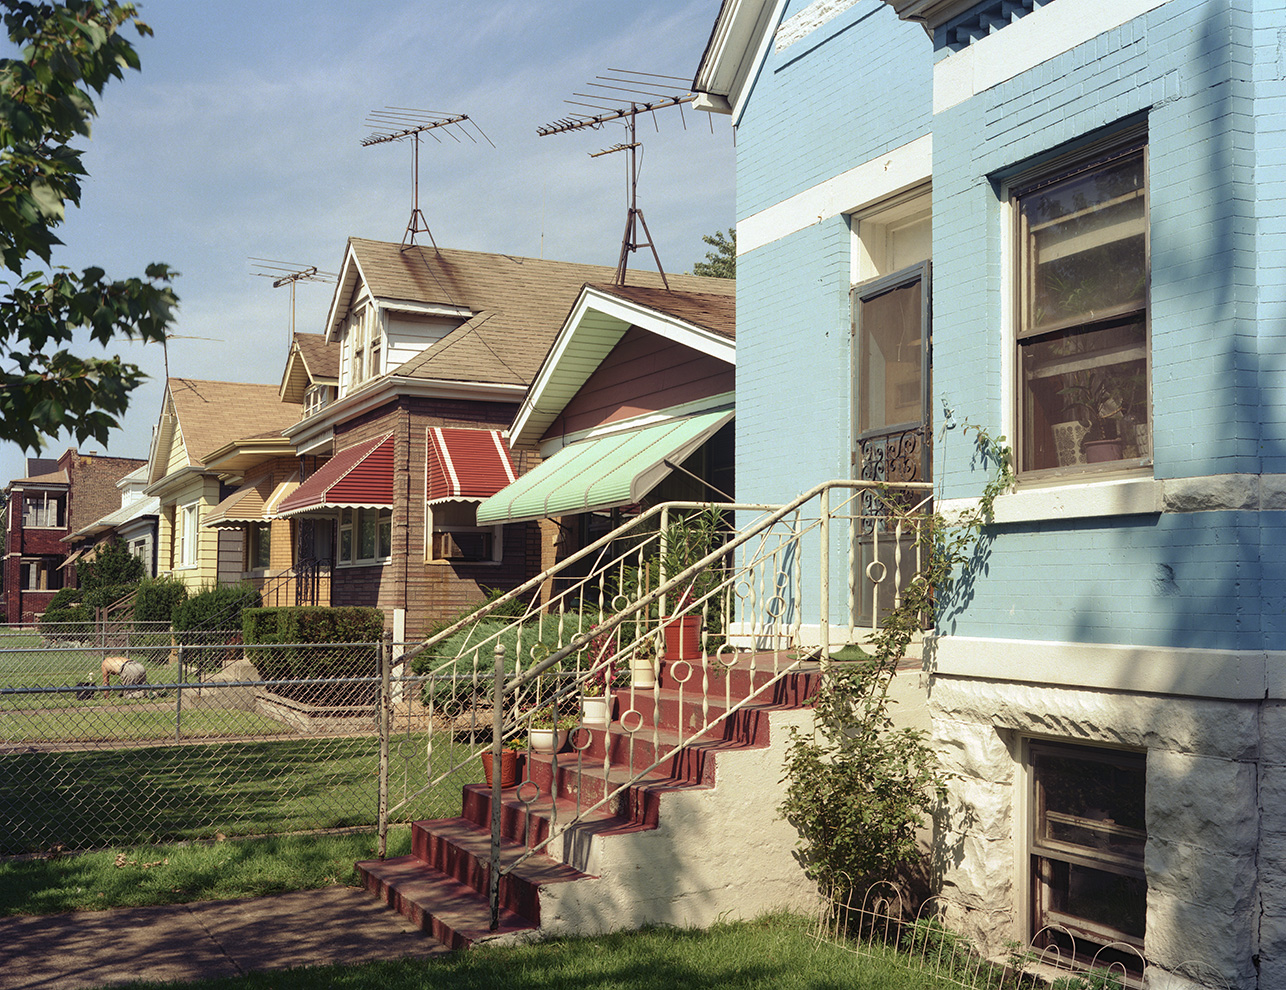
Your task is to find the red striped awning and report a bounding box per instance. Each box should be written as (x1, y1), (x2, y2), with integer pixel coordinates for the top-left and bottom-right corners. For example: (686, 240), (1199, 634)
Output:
(276, 434), (395, 516)
(426, 428), (516, 504)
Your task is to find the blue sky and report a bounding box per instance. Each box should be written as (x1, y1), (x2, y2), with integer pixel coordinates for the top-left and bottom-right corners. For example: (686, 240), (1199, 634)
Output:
(6, 0), (734, 487)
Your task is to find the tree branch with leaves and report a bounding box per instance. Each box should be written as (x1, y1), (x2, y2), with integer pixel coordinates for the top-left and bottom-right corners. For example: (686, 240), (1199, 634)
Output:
(0, 0), (176, 451)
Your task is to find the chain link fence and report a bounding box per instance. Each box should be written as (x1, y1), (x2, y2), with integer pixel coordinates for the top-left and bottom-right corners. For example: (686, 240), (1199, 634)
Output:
(0, 625), (478, 855)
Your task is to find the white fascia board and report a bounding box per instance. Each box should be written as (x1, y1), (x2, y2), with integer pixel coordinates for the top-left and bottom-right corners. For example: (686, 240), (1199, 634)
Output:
(738, 133), (932, 255)
(537, 393), (735, 457)
(378, 299), (473, 320)
(934, 0), (1173, 114)
(586, 288), (735, 364)
(511, 286), (737, 450)
(692, 0), (788, 126)
(323, 244), (363, 341)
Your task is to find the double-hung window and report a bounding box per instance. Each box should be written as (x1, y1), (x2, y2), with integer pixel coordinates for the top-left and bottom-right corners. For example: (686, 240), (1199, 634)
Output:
(337, 507), (391, 565)
(178, 503), (199, 568)
(1013, 130), (1149, 476)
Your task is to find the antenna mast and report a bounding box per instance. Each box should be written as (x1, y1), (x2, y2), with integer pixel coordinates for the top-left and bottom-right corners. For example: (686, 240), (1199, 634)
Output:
(362, 107), (494, 251)
(538, 70), (696, 289)
(251, 259), (338, 346)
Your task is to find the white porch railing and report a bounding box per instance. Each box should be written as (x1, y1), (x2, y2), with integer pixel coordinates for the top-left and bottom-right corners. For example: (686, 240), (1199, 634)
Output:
(381, 478), (934, 928)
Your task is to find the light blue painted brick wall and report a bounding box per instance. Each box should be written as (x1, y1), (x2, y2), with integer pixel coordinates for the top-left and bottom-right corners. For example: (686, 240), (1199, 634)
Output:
(731, 0), (1286, 650)
(735, 0), (932, 219)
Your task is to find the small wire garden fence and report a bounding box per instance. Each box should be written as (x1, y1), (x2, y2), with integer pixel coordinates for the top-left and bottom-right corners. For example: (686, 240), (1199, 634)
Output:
(814, 879), (1236, 990)
(0, 629), (492, 855)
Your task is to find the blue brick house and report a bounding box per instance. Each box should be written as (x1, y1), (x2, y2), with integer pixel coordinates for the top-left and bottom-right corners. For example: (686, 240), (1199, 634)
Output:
(695, 1), (1282, 985)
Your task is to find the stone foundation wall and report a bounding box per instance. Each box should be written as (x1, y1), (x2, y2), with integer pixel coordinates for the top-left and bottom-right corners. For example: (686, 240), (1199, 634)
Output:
(929, 674), (1263, 989)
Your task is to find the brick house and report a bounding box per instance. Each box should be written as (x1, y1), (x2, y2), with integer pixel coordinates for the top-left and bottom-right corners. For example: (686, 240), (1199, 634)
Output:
(277, 238), (733, 641)
(3, 450), (146, 622)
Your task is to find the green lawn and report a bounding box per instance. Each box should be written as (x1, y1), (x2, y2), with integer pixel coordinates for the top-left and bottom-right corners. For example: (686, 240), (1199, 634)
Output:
(0, 830), (412, 916)
(0, 733), (476, 854)
(76, 913), (956, 990)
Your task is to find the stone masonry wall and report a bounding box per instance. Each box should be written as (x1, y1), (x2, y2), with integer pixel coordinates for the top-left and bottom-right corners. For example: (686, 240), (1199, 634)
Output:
(931, 675), (1262, 989)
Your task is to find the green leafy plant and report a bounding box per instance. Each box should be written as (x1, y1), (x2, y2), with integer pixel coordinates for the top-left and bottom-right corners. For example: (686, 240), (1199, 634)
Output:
(781, 424), (1013, 896)
(131, 575), (187, 624)
(75, 537), (143, 591)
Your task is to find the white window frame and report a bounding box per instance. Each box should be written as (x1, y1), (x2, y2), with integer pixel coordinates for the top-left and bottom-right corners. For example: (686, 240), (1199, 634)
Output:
(337, 506), (392, 566)
(426, 501), (503, 565)
(178, 502), (200, 568)
(247, 522), (272, 572)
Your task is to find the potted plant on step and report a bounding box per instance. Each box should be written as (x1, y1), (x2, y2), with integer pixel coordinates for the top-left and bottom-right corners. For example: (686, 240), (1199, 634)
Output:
(528, 705), (578, 753)
(580, 630), (615, 726)
(629, 634), (658, 689)
(481, 735), (526, 788)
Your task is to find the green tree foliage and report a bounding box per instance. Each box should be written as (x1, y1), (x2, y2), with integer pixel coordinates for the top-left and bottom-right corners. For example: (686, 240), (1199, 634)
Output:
(171, 583), (261, 633)
(74, 536), (142, 590)
(0, 0), (177, 451)
(692, 227), (735, 279)
(132, 574), (186, 623)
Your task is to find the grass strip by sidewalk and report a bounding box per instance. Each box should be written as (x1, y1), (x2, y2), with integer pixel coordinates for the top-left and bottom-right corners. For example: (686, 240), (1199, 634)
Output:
(82, 913), (953, 990)
(0, 830), (411, 916)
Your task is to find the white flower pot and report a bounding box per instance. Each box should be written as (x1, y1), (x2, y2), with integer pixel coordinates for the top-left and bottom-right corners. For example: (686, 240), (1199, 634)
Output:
(581, 694), (609, 726)
(528, 728), (568, 753)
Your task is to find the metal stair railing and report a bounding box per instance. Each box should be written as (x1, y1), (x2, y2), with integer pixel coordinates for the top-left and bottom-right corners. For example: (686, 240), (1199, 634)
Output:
(378, 480), (933, 929)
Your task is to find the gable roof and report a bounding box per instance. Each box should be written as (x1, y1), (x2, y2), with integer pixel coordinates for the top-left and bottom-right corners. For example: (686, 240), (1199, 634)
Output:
(280, 332), (341, 403)
(164, 379), (299, 471)
(325, 238), (735, 389)
(510, 283), (736, 448)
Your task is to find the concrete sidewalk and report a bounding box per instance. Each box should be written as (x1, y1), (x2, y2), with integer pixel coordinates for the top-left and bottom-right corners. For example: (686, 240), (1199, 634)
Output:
(0, 886), (449, 989)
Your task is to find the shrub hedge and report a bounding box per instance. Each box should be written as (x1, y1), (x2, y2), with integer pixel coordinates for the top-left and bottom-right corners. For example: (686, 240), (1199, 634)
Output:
(134, 576), (188, 624)
(242, 606), (384, 706)
(172, 583), (261, 633)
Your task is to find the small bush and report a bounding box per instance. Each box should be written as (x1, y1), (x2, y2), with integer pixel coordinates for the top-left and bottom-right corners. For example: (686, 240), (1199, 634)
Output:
(76, 538), (144, 591)
(134, 576), (188, 624)
(243, 606), (384, 706)
(172, 583), (261, 634)
(39, 588), (90, 641)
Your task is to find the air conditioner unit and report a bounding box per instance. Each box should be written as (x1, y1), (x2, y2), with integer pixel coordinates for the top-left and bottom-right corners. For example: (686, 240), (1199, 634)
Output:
(432, 530), (493, 562)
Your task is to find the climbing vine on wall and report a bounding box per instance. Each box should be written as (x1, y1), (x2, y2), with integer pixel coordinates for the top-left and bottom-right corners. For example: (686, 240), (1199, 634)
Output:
(780, 424), (1013, 893)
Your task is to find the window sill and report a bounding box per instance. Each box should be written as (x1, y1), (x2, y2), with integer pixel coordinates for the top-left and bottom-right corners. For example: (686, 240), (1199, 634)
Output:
(426, 559), (503, 567)
(940, 476), (1162, 524)
(336, 558), (390, 569)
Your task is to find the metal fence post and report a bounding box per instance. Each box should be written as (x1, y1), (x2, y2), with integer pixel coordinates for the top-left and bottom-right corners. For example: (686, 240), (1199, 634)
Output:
(489, 641), (505, 931)
(377, 632), (392, 859)
(175, 643), (184, 742)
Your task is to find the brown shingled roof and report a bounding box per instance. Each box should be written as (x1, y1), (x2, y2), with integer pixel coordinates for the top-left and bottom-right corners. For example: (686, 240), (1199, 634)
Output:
(168, 379), (298, 468)
(342, 239), (734, 388)
(586, 284), (735, 340)
(293, 332), (339, 381)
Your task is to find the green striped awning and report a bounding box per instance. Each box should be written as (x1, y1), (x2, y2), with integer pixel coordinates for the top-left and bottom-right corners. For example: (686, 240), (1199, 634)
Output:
(476, 410), (733, 525)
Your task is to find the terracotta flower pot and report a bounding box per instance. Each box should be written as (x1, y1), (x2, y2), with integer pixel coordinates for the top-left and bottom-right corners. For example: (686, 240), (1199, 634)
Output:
(662, 614), (702, 661)
(481, 748), (517, 788)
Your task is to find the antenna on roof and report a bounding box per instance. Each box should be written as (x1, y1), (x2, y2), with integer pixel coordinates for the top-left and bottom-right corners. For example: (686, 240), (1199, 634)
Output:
(538, 69), (697, 290)
(250, 259), (338, 347)
(362, 107), (494, 252)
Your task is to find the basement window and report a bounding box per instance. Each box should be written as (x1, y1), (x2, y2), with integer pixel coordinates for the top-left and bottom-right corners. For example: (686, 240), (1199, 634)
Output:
(1029, 741), (1146, 969)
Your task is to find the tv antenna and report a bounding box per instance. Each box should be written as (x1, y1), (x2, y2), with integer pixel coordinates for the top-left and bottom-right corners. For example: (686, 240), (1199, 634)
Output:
(250, 259), (338, 344)
(362, 107), (494, 251)
(538, 69), (697, 289)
